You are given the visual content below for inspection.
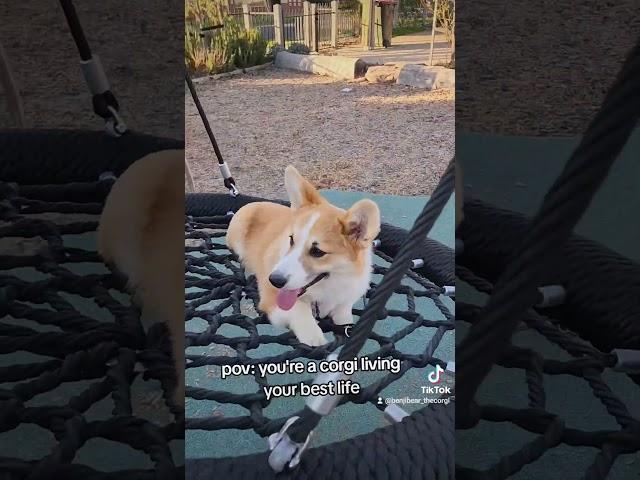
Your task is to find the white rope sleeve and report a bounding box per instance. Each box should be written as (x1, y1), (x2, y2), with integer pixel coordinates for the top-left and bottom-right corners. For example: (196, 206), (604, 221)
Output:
(80, 55), (110, 95)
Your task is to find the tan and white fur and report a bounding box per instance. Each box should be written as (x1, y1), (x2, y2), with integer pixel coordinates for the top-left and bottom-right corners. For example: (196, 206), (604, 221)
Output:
(98, 149), (185, 406)
(226, 166), (381, 346)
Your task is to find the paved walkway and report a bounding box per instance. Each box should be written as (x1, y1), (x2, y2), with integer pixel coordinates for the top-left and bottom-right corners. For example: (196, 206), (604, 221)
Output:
(334, 30), (452, 66)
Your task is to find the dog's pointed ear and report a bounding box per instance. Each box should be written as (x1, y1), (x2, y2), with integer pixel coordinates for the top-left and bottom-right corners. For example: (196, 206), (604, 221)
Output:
(340, 199), (381, 248)
(285, 165), (325, 209)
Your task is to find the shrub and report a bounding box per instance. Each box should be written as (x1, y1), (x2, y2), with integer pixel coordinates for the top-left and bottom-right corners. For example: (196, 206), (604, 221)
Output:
(220, 22), (267, 69)
(185, 0), (225, 26)
(185, 22), (231, 74)
(287, 43), (310, 55)
(265, 40), (283, 60)
(185, 0), (270, 75)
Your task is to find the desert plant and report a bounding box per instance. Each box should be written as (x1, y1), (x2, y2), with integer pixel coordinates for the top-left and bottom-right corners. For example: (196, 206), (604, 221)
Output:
(265, 40), (283, 60)
(185, 0), (226, 26)
(229, 28), (267, 69)
(185, 0), (233, 73)
(185, 0), (270, 74)
(185, 20), (233, 74)
(212, 20), (260, 69)
(287, 42), (310, 55)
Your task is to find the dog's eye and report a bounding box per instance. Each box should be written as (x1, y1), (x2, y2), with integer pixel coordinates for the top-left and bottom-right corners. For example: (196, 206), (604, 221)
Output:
(289, 235), (294, 247)
(309, 245), (326, 258)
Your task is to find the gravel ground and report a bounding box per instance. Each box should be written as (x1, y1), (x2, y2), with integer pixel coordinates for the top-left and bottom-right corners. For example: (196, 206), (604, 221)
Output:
(456, 1), (640, 136)
(0, 1), (183, 140)
(186, 67), (454, 199)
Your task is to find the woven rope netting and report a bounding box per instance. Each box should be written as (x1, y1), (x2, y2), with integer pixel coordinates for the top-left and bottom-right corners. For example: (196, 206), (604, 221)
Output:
(456, 253), (640, 478)
(0, 177), (183, 479)
(184, 209), (455, 467)
(455, 37), (640, 479)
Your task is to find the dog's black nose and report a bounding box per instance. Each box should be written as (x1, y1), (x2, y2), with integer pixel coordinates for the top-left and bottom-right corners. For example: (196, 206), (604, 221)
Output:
(268, 272), (288, 289)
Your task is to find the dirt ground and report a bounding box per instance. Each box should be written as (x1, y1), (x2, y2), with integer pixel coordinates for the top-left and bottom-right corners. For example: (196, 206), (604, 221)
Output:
(186, 67), (454, 199)
(0, 1), (183, 140)
(456, 1), (640, 136)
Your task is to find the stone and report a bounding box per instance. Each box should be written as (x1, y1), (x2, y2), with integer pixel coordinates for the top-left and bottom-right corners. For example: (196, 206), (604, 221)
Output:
(365, 65), (399, 84)
(396, 65), (455, 90)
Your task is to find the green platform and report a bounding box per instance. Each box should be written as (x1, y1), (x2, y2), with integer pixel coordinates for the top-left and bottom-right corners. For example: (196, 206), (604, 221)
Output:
(456, 131), (640, 479)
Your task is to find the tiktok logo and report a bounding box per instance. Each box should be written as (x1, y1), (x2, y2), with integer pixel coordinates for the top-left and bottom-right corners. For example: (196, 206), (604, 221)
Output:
(428, 365), (444, 384)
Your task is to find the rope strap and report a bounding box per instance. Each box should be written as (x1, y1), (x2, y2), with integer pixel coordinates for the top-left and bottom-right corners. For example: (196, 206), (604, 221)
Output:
(185, 72), (239, 196)
(58, 0), (127, 136)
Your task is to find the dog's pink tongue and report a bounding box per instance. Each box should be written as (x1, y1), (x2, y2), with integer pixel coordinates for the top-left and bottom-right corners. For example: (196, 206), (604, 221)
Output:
(276, 288), (302, 311)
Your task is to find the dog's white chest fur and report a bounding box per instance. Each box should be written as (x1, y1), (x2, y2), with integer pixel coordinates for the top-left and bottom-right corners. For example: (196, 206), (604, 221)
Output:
(312, 249), (373, 319)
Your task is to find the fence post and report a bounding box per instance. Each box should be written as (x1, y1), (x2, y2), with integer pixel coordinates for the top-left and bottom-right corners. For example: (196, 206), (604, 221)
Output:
(429, 0), (438, 66)
(242, 4), (252, 30)
(331, 0), (338, 47)
(310, 3), (318, 52)
(361, 0), (376, 50)
(303, 1), (311, 47)
(273, 3), (285, 47)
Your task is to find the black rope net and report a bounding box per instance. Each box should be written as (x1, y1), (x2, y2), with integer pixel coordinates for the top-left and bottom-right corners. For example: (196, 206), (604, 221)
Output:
(0, 131), (184, 479)
(455, 37), (640, 479)
(184, 195), (456, 479)
(456, 220), (640, 478)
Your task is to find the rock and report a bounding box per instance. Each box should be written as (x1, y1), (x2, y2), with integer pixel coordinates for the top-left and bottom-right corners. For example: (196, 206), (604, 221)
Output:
(365, 65), (399, 84)
(396, 65), (455, 90)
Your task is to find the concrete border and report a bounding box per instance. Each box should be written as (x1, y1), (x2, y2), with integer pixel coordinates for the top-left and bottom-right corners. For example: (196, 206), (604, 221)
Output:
(191, 62), (274, 83)
(274, 51), (367, 80)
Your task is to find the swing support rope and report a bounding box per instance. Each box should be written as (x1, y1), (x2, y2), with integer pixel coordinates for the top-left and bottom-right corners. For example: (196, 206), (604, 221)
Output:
(58, 0), (127, 136)
(185, 72), (239, 197)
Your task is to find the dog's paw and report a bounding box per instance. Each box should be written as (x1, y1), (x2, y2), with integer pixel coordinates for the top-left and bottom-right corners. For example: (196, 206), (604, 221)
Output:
(295, 325), (327, 347)
(331, 306), (354, 326)
(304, 332), (328, 347)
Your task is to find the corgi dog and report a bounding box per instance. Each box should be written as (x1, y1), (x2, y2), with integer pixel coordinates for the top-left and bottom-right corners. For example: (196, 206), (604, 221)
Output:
(226, 166), (381, 346)
(98, 149), (185, 407)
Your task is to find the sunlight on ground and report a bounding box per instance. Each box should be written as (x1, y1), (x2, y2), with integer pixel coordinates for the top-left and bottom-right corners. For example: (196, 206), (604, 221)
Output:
(232, 76), (338, 87)
(359, 89), (454, 106)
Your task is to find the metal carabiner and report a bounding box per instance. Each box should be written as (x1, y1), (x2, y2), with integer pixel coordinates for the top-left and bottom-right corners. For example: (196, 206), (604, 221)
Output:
(267, 416), (312, 473)
(105, 105), (127, 137)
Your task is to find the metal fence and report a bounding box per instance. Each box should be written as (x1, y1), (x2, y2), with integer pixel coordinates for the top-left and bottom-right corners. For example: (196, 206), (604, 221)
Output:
(227, 11), (244, 27)
(282, 5), (305, 45)
(251, 12), (277, 42)
(336, 1), (361, 40)
(316, 3), (333, 49)
(219, 1), (361, 50)
(396, 6), (428, 28)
